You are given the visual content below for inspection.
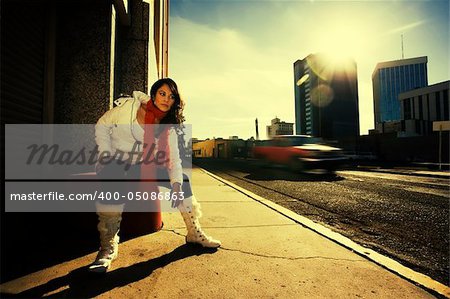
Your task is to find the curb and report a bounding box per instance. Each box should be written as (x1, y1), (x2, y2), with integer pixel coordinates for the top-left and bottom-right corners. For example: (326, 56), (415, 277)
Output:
(355, 167), (450, 179)
(198, 167), (450, 298)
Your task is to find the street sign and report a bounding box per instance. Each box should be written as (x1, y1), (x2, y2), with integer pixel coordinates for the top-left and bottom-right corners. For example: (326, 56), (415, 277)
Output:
(433, 121), (450, 131)
(432, 121), (450, 170)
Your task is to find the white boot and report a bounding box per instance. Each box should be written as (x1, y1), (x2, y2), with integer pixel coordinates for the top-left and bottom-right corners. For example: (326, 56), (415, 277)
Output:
(88, 203), (124, 273)
(178, 196), (221, 248)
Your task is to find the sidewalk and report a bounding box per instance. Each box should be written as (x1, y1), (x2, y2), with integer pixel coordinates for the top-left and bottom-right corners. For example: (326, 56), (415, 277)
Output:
(354, 165), (450, 179)
(0, 167), (447, 298)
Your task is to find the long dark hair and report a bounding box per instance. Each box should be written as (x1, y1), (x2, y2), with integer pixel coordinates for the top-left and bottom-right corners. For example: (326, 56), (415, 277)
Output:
(150, 78), (185, 124)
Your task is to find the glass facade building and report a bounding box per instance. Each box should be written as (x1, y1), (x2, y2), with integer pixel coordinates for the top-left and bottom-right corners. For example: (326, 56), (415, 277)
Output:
(372, 57), (428, 127)
(294, 53), (360, 144)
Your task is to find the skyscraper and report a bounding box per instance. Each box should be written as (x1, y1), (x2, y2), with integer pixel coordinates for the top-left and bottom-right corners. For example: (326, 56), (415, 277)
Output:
(372, 56), (428, 132)
(294, 53), (360, 142)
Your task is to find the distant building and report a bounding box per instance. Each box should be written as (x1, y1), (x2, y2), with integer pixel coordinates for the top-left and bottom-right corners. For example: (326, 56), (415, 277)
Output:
(372, 56), (428, 133)
(192, 138), (248, 159)
(293, 53), (360, 143)
(266, 117), (294, 138)
(399, 80), (450, 136)
(191, 138), (201, 144)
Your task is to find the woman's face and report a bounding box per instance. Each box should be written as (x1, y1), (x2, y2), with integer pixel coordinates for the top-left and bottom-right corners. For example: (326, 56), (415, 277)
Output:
(153, 84), (176, 112)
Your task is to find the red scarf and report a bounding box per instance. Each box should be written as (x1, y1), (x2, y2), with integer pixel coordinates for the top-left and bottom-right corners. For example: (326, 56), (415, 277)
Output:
(141, 99), (169, 182)
(136, 99), (170, 230)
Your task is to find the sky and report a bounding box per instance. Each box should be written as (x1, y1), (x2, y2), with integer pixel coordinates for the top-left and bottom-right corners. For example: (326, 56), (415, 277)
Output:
(168, 0), (449, 140)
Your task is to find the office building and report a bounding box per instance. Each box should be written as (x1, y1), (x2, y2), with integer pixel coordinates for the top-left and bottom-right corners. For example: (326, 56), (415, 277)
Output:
(372, 56), (428, 132)
(294, 53), (360, 141)
(266, 117), (294, 138)
(399, 80), (449, 136)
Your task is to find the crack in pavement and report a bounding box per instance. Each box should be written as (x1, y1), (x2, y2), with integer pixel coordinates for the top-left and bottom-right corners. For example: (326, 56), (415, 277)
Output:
(219, 247), (365, 262)
(162, 228), (364, 263)
(166, 223), (299, 229)
(161, 228), (186, 238)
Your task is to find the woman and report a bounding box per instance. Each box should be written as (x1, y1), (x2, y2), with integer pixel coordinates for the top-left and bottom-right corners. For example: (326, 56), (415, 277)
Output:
(89, 78), (221, 273)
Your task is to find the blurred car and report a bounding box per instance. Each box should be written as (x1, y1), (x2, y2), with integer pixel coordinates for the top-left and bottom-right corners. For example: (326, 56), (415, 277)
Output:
(253, 135), (347, 172)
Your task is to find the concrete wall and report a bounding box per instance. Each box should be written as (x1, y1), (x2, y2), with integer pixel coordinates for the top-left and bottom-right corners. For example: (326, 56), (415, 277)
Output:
(0, 1), (162, 282)
(358, 132), (449, 163)
(117, 0), (150, 95)
(54, 2), (111, 124)
(54, 0), (151, 124)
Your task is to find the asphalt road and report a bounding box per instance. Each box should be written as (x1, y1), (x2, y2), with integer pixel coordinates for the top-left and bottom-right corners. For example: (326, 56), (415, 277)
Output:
(193, 158), (450, 285)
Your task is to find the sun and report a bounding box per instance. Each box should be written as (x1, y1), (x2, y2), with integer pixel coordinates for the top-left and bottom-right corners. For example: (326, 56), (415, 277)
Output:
(305, 18), (375, 81)
(305, 53), (356, 84)
(311, 20), (373, 66)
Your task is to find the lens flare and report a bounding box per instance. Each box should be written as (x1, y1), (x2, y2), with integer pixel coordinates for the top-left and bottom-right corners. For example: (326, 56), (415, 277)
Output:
(307, 54), (355, 82)
(310, 84), (334, 108)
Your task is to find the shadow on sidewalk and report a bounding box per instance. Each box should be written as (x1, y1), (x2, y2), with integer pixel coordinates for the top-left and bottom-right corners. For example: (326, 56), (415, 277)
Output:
(0, 212), (99, 284)
(1, 244), (217, 298)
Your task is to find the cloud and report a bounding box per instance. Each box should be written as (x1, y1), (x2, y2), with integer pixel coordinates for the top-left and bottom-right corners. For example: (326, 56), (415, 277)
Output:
(170, 16), (295, 139)
(170, 0), (448, 139)
(386, 20), (427, 35)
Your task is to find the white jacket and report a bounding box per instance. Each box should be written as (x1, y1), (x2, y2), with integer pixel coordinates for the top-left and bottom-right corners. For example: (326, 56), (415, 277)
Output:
(95, 91), (183, 186)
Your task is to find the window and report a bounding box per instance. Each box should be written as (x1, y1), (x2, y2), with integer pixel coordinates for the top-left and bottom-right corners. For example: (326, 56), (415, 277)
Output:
(420, 63), (427, 85)
(400, 66), (405, 91)
(386, 69), (391, 117)
(419, 64), (423, 85)
(404, 98), (411, 120)
(395, 66), (400, 92)
(444, 89), (449, 120)
(414, 64), (420, 88)
(418, 95), (423, 119)
(436, 92), (441, 121)
(408, 64), (414, 89)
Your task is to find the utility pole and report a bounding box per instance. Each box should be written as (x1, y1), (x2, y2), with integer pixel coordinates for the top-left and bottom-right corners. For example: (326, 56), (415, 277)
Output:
(255, 118), (259, 140)
(401, 34), (404, 59)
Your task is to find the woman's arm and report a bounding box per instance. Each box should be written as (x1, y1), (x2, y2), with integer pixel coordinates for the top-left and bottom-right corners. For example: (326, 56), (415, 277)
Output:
(95, 108), (117, 161)
(167, 127), (184, 187)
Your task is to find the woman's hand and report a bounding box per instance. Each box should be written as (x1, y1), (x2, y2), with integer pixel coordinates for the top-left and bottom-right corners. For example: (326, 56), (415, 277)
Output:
(95, 161), (105, 174)
(171, 182), (183, 208)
